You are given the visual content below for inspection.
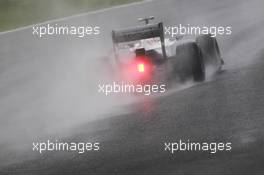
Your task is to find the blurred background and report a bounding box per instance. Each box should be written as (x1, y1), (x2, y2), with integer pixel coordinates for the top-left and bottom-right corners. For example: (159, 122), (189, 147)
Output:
(0, 0), (140, 32)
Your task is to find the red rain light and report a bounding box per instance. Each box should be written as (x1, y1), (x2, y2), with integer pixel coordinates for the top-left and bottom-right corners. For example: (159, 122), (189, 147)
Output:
(137, 63), (145, 73)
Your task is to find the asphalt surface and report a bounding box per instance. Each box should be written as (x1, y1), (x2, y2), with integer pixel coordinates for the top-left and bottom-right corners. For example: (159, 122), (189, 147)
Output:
(0, 0), (264, 174)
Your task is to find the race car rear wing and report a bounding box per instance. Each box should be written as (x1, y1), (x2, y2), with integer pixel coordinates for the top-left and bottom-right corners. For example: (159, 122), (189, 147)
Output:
(112, 22), (167, 60)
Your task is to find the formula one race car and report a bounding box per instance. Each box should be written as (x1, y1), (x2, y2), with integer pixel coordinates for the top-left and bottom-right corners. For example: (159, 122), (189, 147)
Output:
(108, 16), (223, 85)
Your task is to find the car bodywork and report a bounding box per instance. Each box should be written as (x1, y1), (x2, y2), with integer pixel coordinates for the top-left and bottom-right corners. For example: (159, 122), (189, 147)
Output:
(109, 17), (223, 85)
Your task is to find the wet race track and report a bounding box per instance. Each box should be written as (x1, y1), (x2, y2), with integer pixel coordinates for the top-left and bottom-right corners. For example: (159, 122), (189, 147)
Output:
(0, 0), (264, 174)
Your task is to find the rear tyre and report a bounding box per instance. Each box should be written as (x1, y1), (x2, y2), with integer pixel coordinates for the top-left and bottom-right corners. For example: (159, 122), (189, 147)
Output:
(196, 34), (223, 70)
(176, 42), (205, 82)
